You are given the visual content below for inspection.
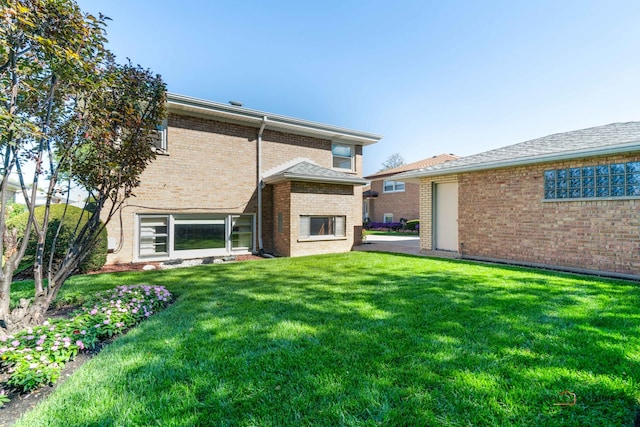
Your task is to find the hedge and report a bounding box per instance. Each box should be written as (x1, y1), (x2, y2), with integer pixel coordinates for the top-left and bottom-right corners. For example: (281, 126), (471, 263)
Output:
(7, 205), (107, 274)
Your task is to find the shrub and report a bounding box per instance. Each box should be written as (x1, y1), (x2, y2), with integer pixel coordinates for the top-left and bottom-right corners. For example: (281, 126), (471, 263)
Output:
(365, 222), (404, 231)
(7, 205), (108, 274)
(406, 220), (420, 231)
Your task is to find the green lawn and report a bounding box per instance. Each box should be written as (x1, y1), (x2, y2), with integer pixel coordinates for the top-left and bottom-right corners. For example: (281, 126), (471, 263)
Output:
(13, 253), (640, 426)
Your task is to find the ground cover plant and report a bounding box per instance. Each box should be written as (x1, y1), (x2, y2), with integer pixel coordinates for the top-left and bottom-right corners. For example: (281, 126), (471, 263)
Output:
(1, 285), (171, 396)
(10, 253), (640, 426)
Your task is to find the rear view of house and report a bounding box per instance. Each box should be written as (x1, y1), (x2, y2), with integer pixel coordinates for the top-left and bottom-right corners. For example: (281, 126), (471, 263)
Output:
(396, 122), (640, 279)
(105, 93), (381, 264)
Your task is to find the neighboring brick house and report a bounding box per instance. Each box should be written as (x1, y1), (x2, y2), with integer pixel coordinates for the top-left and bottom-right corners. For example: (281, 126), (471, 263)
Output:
(395, 122), (640, 279)
(363, 154), (457, 224)
(104, 93), (381, 263)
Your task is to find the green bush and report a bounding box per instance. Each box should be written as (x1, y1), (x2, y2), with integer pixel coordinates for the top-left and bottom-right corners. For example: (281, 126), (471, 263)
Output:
(7, 205), (107, 273)
(406, 219), (420, 231)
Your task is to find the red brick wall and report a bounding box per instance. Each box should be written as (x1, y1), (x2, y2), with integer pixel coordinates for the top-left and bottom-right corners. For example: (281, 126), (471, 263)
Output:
(368, 180), (419, 222)
(457, 153), (640, 275)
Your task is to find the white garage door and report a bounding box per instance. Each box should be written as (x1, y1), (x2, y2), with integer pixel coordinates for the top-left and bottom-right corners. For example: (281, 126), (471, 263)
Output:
(435, 182), (459, 252)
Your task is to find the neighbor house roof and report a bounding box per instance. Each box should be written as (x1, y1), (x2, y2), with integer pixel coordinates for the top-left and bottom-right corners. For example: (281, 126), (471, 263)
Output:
(365, 153), (458, 180)
(166, 93), (382, 146)
(396, 122), (640, 180)
(263, 161), (367, 186)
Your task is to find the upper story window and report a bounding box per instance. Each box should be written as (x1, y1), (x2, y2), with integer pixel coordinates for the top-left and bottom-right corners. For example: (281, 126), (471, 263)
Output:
(332, 143), (354, 171)
(544, 161), (640, 200)
(151, 119), (168, 153)
(383, 180), (405, 193)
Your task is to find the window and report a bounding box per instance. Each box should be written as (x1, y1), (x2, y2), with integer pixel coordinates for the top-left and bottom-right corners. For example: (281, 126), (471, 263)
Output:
(174, 215), (225, 251)
(138, 214), (254, 258)
(544, 161), (640, 200)
(332, 143), (354, 170)
(231, 215), (253, 250)
(300, 216), (346, 239)
(151, 119), (168, 152)
(383, 213), (393, 223)
(139, 216), (169, 257)
(383, 180), (405, 193)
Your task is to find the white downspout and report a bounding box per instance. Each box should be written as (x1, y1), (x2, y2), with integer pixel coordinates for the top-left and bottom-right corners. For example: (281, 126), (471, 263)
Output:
(257, 116), (267, 252)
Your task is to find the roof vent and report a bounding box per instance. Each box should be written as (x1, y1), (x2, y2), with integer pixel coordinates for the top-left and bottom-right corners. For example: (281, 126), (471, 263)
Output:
(229, 101), (243, 107)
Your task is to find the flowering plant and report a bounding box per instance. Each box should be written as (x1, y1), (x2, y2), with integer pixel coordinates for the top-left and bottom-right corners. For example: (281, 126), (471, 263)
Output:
(0, 284), (172, 394)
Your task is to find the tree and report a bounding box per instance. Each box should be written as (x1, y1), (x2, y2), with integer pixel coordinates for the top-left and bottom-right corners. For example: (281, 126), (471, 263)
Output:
(0, 0), (166, 333)
(378, 153), (405, 172)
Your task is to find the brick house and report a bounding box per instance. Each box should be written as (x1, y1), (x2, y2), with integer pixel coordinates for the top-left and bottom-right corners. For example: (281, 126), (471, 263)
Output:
(104, 93), (381, 263)
(363, 154), (457, 224)
(395, 122), (640, 279)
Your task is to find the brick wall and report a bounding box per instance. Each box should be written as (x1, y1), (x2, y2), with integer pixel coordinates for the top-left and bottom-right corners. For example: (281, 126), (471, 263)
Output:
(369, 179), (420, 222)
(419, 153), (640, 275)
(288, 182), (358, 257)
(271, 182), (292, 256)
(105, 113), (364, 263)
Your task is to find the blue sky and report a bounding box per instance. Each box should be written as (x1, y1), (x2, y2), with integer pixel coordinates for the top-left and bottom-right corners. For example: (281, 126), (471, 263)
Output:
(76, 0), (640, 175)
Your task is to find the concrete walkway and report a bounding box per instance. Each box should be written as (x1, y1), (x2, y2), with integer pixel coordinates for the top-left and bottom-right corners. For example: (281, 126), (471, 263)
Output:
(353, 234), (460, 259)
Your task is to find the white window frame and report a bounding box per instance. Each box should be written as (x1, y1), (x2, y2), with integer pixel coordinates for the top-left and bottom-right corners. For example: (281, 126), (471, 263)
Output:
(136, 213), (254, 261)
(299, 215), (347, 240)
(332, 143), (354, 171)
(383, 213), (393, 223)
(383, 180), (405, 193)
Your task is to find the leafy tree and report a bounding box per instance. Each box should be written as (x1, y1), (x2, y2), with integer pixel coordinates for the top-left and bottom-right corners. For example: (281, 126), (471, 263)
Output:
(0, 0), (166, 332)
(379, 153), (405, 172)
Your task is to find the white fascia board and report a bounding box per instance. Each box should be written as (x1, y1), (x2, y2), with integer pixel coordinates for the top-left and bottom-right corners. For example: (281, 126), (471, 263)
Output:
(397, 142), (640, 180)
(263, 173), (367, 186)
(166, 93), (382, 146)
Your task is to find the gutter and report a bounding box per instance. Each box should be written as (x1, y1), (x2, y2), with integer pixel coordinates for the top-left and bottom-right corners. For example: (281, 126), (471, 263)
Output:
(396, 141), (640, 181)
(257, 116), (267, 252)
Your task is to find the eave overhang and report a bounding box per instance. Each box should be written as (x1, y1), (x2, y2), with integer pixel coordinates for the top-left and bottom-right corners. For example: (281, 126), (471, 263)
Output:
(395, 141), (640, 182)
(166, 93), (382, 146)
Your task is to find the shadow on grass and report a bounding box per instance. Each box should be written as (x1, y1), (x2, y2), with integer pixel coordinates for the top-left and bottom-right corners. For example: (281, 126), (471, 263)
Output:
(14, 252), (640, 426)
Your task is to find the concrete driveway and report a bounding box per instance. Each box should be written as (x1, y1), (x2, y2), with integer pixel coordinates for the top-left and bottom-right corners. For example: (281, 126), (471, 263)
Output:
(353, 234), (421, 255)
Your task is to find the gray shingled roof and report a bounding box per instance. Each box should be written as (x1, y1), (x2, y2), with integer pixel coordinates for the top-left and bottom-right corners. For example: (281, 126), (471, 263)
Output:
(396, 122), (640, 179)
(263, 161), (367, 185)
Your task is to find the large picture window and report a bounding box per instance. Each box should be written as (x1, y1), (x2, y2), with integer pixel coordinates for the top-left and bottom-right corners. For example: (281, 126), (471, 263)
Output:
(138, 214), (254, 259)
(332, 143), (354, 171)
(544, 161), (640, 200)
(300, 216), (346, 239)
(174, 216), (225, 251)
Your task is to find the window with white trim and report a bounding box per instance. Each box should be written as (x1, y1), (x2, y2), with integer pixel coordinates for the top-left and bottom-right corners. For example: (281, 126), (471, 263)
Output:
(383, 180), (405, 193)
(139, 216), (169, 257)
(332, 143), (354, 171)
(383, 213), (393, 223)
(300, 216), (346, 239)
(138, 214), (254, 258)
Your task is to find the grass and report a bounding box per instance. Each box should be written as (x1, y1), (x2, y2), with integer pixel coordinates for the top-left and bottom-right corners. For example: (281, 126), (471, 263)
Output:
(12, 252), (640, 426)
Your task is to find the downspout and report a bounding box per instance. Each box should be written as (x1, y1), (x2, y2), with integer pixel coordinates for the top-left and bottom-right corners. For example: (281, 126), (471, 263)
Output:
(257, 116), (267, 253)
